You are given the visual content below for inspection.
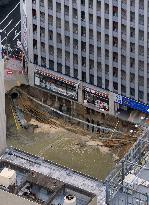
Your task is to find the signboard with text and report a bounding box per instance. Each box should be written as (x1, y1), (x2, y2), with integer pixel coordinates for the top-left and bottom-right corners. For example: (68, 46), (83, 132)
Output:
(114, 94), (149, 114)
(34, 72), (78, 100)
(84, 89), (109, 111)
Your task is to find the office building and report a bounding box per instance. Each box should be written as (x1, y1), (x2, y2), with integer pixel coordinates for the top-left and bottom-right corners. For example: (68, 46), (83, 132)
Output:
(20, 0), (149, 116)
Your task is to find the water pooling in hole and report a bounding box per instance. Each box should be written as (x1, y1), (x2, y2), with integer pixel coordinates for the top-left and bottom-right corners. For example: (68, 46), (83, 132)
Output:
(7, 125), (115, 180)
(6, 93), (115, 180)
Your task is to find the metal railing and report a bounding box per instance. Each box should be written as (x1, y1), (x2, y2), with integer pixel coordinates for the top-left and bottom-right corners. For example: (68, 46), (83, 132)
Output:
(105, 128), (149, 205)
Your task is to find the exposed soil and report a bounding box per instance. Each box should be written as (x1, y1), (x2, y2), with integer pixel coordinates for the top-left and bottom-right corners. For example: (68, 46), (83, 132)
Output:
(5, 86), (143, 179)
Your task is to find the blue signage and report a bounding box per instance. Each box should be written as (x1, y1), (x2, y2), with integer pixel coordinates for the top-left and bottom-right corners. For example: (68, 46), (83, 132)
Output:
(122, 97), (149, 114)
(114, 94), (149, 113)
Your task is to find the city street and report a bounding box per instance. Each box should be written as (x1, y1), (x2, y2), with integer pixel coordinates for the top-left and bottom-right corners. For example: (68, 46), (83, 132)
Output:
(0, 0), (27, 92)
(4, 58), (28, 92)
(0, 0), (20, 49)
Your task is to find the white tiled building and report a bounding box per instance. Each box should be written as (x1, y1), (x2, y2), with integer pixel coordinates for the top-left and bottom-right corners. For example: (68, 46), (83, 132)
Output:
(20, 0), (149, 115)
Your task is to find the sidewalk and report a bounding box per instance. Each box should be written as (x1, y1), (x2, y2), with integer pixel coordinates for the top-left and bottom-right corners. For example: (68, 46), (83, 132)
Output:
(4, 58), (28, 92)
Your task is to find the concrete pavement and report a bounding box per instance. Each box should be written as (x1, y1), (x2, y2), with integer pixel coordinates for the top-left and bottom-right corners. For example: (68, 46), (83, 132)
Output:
(4, 58), (28, 92)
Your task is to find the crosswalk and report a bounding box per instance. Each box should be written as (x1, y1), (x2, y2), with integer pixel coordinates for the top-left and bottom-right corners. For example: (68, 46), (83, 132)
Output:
(0, 1), (21, 49)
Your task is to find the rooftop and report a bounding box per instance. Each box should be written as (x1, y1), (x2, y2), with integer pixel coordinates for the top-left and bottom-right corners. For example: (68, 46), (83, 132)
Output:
(111, 157), (149, 204)
(0, 147), (106, 205)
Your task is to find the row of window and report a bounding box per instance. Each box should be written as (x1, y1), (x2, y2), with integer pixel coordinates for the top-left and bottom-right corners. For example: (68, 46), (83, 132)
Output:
(35, 0), (146, 13)
(33, 53), (148, 86)
(32, 11), (149, 48)
(33, 55), (147, 100)
(33, 39), (145, 73)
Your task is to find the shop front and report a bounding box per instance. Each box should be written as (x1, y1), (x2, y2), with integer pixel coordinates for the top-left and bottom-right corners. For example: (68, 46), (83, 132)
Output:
(83, 87), (109, 112)
(34, 70), (78, 101)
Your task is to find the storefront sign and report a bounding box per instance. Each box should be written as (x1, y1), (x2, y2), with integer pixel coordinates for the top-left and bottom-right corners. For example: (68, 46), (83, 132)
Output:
(114, 94), (123, 104)
(114, 94), (149, 114)
(34, 72), (78, 100)
(122, 97), (149, 113)
(84, 88), (109, 111)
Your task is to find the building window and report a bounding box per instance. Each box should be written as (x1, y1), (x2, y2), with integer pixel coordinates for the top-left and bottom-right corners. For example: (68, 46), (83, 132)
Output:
(65, 66), (70, 76)
(57, 63), (62, 74)
(74, 69), (78, 79)
(49, 60), (54, 70)
(97, 77), (102, 88)
(90, 74), (94, 85)
(82, 71), (86, 82)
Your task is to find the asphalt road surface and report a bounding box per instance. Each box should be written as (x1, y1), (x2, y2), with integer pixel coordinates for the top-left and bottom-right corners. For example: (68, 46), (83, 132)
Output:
(0, 0), (21, 49)
(0, 0), (11, 6)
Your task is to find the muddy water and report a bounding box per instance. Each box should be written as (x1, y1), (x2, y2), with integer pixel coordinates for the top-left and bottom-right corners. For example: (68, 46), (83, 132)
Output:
(7, 128), (115, 180)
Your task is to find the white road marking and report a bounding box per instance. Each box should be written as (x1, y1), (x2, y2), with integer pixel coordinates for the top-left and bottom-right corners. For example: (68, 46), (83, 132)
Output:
(15, 20), (21, 27)
(13, 31), (21, 40)
(0, 2), (20, 25)
(1, 20), (21, 43)
(1, 37), (6, 43)
(2, 19), (13, 31)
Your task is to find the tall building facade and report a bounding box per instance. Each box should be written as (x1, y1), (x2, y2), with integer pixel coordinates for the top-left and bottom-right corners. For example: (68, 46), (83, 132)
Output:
(0, 31), (6, 153)
(21, 0), (149, 115)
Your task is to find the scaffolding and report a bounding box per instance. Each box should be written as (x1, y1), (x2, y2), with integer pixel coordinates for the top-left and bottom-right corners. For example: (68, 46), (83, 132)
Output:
(105, 128), (149, 205)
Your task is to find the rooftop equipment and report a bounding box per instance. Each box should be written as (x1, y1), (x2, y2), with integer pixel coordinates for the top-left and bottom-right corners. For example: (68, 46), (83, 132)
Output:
(63, 195), (76, 205)
(0, 168), (16, 188)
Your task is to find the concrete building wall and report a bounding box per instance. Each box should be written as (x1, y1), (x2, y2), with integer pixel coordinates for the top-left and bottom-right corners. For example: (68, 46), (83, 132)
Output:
(0, 0), (11, 6)
(0, 33), (6, 153)
(0, 189), (38, 205)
